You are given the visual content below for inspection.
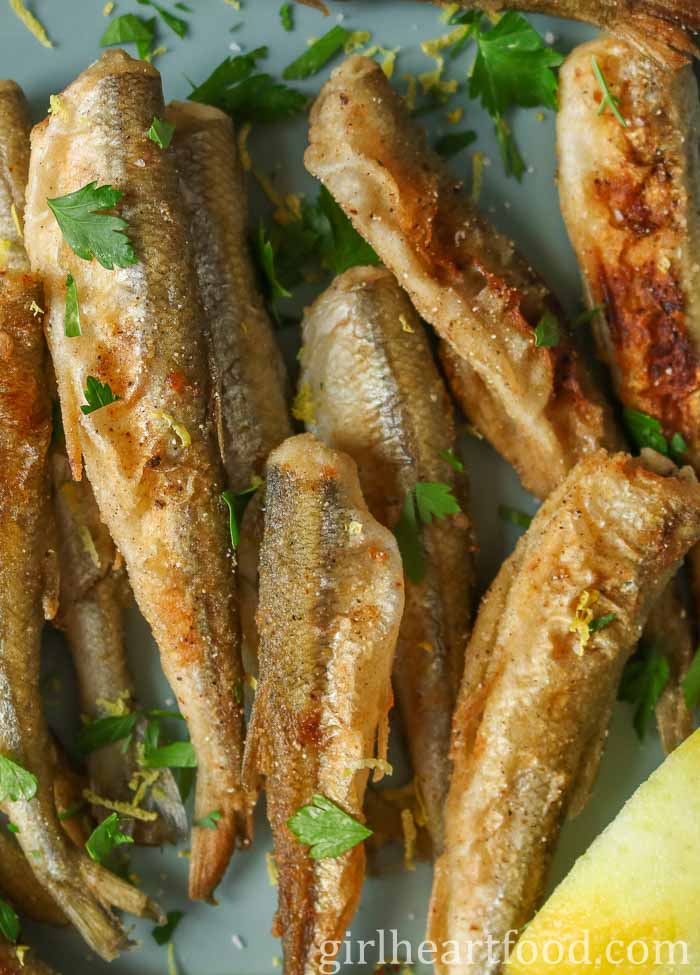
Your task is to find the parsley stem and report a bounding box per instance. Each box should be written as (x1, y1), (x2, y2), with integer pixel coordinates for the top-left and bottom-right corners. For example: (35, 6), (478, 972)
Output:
(591, 56), (628, 129)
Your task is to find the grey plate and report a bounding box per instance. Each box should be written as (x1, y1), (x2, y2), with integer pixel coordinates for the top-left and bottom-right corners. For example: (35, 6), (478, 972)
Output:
(0, 2), (665, 974)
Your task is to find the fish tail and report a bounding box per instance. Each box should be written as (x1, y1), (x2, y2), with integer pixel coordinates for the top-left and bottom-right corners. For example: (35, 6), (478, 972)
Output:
(82, 859), (164, 923)
(188, 792), (252, 901)
(44, 878), (129, 962)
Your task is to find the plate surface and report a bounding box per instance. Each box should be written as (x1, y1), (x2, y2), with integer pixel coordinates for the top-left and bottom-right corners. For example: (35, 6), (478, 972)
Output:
(0, 3), (666, 974)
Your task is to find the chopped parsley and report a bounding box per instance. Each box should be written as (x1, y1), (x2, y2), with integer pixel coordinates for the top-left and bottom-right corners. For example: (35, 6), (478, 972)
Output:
(0, 757), (37, 803)
(0, 900), (19, 944)
(283, 26), (350, 80)
(255, 225), (291, 302)
(194, 810), (222, 830)
(141, 719), (196, 769)
(58, 800), (86, 822)
(533, 310), (560, 348)
(439, 447), (464, 473)
(6, 823), (18, 835)
(434, 129), (477, 158)
(279, 2), (293, 31)
(682, 646), (700, 710)
(47, 182), (137, 270)
(152, 910), (184, 946)
(222, 481), (261, 549)
(148, 116), (176, 150)
(85, 812), (134, 863)
(77, 713), (139, 755)
(394, 482), (461, 584)
(623, 408), (686, 462)
(81, 376), (120, 415)
(572, 305), (604, 327)
(498, 504), (532, 529)
(189, 48), (307, 124)
(619, 641), (669, 739)
(588, 613), (617, 634)
(314, 186), (379, 275)
(9, 0), (53, 48)
(591, 55), (628, 128)
(64, 273), (81, 338)
(136, 0), (187, 37)
(100, 13), (155, 58)
(287, 794), (371, 859)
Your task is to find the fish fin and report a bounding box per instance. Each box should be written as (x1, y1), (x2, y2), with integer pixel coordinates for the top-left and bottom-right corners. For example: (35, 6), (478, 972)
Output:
(373, 683), (393, 783)
(615, 12), (698, 67)
(188, 793), (251, 901)
(82, 859), (164, 923)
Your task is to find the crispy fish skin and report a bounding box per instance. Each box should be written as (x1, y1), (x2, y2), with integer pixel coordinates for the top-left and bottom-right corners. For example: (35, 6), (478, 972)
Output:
(51, 449), (187, 845)
(24, 50), (248, 900)
(305, 56), (623, 502)
(166, 100), (292, 671)
(428, 451), (700, 975)
(0, 81), (31, 274)
(243, 433), (404, 975)
(0, 830), (66, 926)
(299, 266), (474, 851)
(1, 78), (159, 960)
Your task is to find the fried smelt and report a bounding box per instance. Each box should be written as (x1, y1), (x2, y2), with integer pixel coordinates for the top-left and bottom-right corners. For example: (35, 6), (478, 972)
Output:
(0, 831), (66, 926)
(167, 100), (292, 670)
(24, 50), (249, 901)
(299, 266), (474, 851)
(558, 36), (700, 744)
(51, 449), (187, 845)
(243, 433), (404, 975)
(428, 451), (700, 975)
(305, 56), (623, 503)
(1, 77), (160, 961)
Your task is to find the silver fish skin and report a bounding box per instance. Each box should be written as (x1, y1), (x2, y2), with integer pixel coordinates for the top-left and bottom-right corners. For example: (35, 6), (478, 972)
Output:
(24, 50), (249, 901)
(243, 433), (404, 975)
(166, 100), (292, 673)
(1, 77), (161, 960)
(51, 448), (187, 845)
(428, 450), (700, 975)
(299, 266), (474, 851)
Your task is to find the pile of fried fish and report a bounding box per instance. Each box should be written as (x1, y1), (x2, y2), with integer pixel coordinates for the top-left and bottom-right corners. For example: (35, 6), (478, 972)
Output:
(1, 0), (700, 972)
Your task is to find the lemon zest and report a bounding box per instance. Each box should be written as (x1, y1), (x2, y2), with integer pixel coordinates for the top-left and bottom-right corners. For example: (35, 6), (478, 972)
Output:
(399, 314), (414, 334)
(403, 74), (418, 112)
(266, 851), (278, 886)
(11, 205), (22, 240)
(418, 640), (433, 653)
(103, 1), (114, 14)
(0, 239), (11, 268)
(343, 757), (394, 780)
(48, 94), (66, 118)
(79, 525), (101, 569)
(95, 690), (131, 716)
(440, 3), (460, 21)
(471, 151), (485, 204)
(223, 0), (241, 7)
(401, 808), (417, 871)
(569, 589), (599, 656)
(83, 788), (158, 822)
(152, 410), (191, 448)
(29, 300), (43, 317)
(237, 122), (252, 171)
(292, 382), (316, 424)
(177, 848), (191, 859)
(167, 943), (178, 975)
(245, 673), (258, 691)
(15, 946), (30, 968)
(347, 520), (363, 536)
(364, 44), (399, 79)
(9, 0), (53, 48)
(447, 106), (463, 124)
(344, 30), (371, 54)
(129, 768), (160, 807)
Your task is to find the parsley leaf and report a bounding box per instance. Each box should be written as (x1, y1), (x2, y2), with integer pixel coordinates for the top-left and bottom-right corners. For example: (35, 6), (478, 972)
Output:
(0, 900), (19, 944)
(152, 910), (184, 946)
(434, 129), (477, 158)
(136, 0), (187, 37)
(589, 612), (617, 633)
(58, 800), (85, 822)
(394, 482), (461, 583)
(6, 823), (18, 835)
(222, 482), (260, 548)
(81, 376), (120, 415)
(682, 646), (700, 710)
(47, 182), (137, 269)
(315, 186), (379, 276)
(141, 720), (196, 770)
(0, 756), (37, 803)
(194, 810), (222, 830)
(85, 812), (134, 863)
(279, 2), (293, 30)
(64, 273), (81, 338)
(287, 794), (371, 859)
(100, 13), (155, 56)
(439, 447), (464, 473)
(622, 408), (686, 461)
(498, 504), (532, 529)
(148, 116), (175, 150)
(619, 642), (670, 739)
(189, 49), (307, 124)
(534, 310), (560, 348)
(591, 55), (628, 128)
(283, 26), (350, 80)
(77, 713), (139, 755)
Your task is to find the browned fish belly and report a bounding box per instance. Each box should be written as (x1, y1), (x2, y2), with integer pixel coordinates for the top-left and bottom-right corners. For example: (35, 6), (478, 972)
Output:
(24, 51), (250, 901)
(167, 100), (292, 672)
(0, 77), (161, 960)
(243, 433), (404, 975)
(428, 451), (700, 975)
(299, 266), (474, 851)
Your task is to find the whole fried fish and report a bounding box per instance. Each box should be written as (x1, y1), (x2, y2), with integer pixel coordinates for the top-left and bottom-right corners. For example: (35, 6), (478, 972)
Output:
(51, 448), (187, 845)
(243, 433), (404, 975)
(0, 831), (65, 926)
(299, 266), (474, 851)
(558, 35), (700, 744)
(0, 78), (160, 960)
(167, 100), (292, 670)
(24, 51), (249, 901)
(428, 451), (700, 975)
(306, 56), (623, 503)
